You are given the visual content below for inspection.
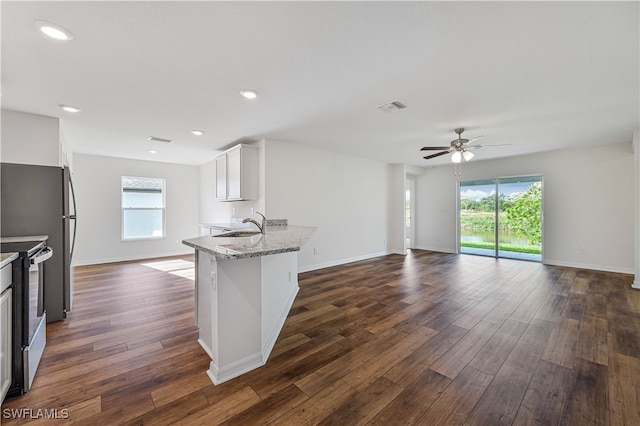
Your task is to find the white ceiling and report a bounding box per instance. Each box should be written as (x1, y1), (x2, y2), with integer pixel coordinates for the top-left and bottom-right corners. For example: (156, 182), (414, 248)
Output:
(2, 1), (638, 167)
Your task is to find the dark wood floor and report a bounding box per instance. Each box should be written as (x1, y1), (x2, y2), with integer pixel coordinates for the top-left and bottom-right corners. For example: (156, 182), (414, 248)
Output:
(2, 250), (639, 425)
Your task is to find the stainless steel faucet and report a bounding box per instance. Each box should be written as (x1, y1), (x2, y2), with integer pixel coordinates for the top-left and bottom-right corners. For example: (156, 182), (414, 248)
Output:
(242, 211), (267, 234)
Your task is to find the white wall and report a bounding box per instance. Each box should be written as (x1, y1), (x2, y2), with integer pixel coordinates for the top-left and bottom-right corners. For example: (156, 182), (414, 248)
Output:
(263, 139), (390, 271)
(73, 154), (199, 265)
(1, 109), (61, 167)
(415, 142), (634, 273)
(387, 164), (406, 255)
(634, 129), (640, 287)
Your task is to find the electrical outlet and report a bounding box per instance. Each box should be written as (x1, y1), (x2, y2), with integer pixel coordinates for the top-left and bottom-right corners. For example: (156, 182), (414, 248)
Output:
(313, 248), (317, 255)
(579, 246), (585, 255)
(250, 207), (254, 215)
(232, 207), (236, 215)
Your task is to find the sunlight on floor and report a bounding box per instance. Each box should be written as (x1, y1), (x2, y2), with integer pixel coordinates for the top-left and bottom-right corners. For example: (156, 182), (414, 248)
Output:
(141, 259), (195, 280)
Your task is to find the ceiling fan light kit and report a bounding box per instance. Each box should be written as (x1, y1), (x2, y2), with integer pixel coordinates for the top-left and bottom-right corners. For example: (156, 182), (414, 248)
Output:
(420, 127), (492, 175)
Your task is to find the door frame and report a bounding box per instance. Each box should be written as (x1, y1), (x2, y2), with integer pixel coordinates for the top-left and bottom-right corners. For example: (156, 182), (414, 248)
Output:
(405, 178), (416, 250)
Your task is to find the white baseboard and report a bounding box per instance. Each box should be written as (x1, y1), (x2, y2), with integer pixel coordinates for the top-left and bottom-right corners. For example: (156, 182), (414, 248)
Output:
(542, 258), (634, 275)
(298, 251), (390, 273)
(412, 245), (458, 254)
(207, 353), (264, 385)
(73, 250), (194, 266)
(197, 338), (214, 360)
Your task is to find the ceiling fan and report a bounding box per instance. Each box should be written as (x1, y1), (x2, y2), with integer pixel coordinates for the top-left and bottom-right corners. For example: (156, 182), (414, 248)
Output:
(421, 128), (507, 163)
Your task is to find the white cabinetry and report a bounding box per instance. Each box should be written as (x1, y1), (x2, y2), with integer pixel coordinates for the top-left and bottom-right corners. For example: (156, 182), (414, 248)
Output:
(215, 154), (227, 200)
(0, 264), (12, 403)
(215, 144), (258, 201)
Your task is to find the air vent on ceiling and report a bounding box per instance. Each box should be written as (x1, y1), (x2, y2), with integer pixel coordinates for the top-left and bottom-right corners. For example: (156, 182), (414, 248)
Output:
(148, 136), (172, 143)
(376, 100), (407, 113)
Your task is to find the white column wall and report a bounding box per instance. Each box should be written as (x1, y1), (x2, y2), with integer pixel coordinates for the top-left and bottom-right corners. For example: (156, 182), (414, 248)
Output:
(1, 109), (60, 167)
(387, 164), (406, 255)
(633, 129), (640, 288)
(263, 139), (390, 272)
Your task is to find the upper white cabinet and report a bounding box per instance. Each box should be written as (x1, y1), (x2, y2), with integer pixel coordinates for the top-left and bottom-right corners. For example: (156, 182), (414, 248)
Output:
(215, 144), (258, 201)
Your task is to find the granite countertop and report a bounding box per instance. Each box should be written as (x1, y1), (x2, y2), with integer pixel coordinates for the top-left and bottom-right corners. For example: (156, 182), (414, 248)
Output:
(0, 235), (49, 244)
(0, 252), (18, 269)
(183, 225), (316, 260)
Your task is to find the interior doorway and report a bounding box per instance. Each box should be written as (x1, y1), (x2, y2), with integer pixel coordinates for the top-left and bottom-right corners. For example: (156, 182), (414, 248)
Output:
(459, 175), (542, 261)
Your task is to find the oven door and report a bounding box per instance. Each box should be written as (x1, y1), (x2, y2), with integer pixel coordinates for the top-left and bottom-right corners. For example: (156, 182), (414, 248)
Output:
(24, 246), (52, 390)
(27, 247), (51, 341)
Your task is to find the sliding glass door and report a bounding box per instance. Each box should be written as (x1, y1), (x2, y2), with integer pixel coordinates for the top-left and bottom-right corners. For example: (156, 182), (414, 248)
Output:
(459, 176), (542, 261)
(460, 179), (497, 256)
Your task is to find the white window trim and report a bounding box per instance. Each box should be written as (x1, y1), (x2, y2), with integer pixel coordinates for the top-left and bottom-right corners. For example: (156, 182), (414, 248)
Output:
(121, 176), (166, 241)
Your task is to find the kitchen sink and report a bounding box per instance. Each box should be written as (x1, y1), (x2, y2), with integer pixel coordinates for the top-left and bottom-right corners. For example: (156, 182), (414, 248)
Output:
(214, 231), (262, 238)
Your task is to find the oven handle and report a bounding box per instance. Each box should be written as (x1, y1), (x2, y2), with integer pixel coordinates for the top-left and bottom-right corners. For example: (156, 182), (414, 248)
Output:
(31, 247), (53, 265)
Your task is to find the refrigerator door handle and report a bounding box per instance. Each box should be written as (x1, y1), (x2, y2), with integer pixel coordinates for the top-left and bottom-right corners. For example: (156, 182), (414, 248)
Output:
(69, 172), (78, 263)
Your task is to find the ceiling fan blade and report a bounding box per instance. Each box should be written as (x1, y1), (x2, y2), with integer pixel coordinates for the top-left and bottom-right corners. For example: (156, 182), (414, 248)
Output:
(423, 150), (450, 160)
(473, 143), (513, 148)
(421, 146), (451, 151)
(466, 135), (484, 145)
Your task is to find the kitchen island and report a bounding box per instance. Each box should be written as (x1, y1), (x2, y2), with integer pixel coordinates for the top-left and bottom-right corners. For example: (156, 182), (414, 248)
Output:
(182, 225), (315, 384)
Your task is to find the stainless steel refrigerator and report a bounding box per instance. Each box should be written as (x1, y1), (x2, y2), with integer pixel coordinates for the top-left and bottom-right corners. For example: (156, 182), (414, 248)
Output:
(1, 162), (77, 322)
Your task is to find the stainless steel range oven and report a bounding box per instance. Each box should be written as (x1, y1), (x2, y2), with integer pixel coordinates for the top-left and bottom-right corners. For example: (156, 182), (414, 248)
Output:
(0, 240), (52, 396)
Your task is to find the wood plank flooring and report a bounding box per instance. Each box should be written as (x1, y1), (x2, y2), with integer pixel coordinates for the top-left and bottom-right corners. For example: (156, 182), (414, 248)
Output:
(2, 250), (640, 425)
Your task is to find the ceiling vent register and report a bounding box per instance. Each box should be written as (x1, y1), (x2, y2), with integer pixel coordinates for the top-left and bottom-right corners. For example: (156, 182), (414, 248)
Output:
(148, 136), (172, 143)
(376, 100), (407, 113)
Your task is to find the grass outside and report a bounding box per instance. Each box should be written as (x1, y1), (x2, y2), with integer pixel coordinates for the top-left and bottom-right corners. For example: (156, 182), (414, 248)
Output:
(460, 241), (542, 255)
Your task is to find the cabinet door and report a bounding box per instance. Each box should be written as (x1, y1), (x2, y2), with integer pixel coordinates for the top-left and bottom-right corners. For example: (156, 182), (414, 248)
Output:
(226, 147), (242, 199)
(215, 155), (227, 200)
(0, 288), (12, 403)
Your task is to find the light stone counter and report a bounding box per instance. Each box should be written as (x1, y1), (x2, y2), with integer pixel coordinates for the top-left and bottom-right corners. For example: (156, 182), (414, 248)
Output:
(0, 235), (49, 244)
(0, 235), (48, 268)
(183, 225), (316, 260)
(0, 253), (18, 269)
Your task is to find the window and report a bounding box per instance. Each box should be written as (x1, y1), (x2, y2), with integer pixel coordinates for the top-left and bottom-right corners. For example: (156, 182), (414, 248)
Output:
(121, 176), (165, 240)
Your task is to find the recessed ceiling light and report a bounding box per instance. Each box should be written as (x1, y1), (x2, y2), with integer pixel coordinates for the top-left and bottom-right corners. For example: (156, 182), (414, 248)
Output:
(35, 20), (74, 41)
(240, 89), (259, 100)
(148, 150), (158, 154)
(59, 104), (81, 113)
(191, 129), (204, 136)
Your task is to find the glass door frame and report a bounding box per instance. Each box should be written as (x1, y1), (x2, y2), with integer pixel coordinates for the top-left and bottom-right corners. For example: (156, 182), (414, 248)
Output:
(457, 174), (544, 261)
